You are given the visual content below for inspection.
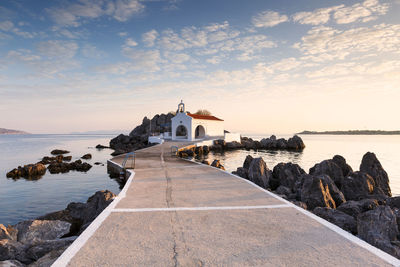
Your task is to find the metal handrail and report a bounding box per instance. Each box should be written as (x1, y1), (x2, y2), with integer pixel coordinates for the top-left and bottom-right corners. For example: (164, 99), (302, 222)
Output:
(122, 152), (136, 169)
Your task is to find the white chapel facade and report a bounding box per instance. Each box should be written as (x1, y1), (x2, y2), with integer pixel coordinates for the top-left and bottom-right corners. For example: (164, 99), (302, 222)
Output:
(171, 101), (224, 141)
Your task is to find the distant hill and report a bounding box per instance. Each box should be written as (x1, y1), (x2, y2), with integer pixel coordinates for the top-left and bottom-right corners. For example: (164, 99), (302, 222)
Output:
(298, 130), (400, 135)
(0, 128), (30, 135)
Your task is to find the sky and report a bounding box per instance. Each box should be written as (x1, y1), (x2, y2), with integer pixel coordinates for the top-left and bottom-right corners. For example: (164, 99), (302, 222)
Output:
(0, 0), (399, 134)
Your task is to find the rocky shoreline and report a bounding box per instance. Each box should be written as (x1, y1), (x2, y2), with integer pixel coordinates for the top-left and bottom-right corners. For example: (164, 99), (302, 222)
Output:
(0, 190), (115, 266)
(229, 151), (400, 259)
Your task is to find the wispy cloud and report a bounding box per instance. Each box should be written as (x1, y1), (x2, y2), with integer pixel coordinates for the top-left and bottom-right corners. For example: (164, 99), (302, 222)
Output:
(251, 10), (288, 28)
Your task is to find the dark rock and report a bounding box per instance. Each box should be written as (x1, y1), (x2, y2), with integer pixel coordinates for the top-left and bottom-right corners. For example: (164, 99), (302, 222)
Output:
(387, 196), (400, 210)
(214, 139), (226, 147)
(225, 141), (243, 150)
(95, 144), (109, 149)
(0, 260), (25, 266)
(47, 160), (92, 174)
(300, 174), (336, 210)
(309, 159), (344, 188)
(50, 149), (69, 155)
(67, 190), (115, 229)
(6, 163), (46, 179)
(247, 157), (272, 189)
(360, 152), (391, 197)
(332, 155), (353, 177)
(243, 155), (254, 170)
(28, 244), (69, 267)
(286, 135), (305, 150)
(194, 146), (203, 156)
(341, 171), (375, 201)
(201, 160), (209, 165)
(62, 156), (72, 162)
(0, 240), (29, 264)
(313, 207), (357, 234)
(275, 186), (291, 197)
(337, 199), (379, 218)
(211, 160), (225, 170)
(202, 146), (210, 155)
(0, 225), (16, 241)
(94, 162), (103, 166)
(271, 162), (305, 191)
(232, 167), (248, 179)
(357, 206), (400, 258)
(14, 220), (71, 244)
(25, 237), (76, 261)
(80, 154), (92, 160)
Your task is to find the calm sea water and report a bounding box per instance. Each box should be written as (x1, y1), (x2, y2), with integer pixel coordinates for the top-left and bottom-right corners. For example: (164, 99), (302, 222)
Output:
(195, 134), (400, 196)
(0, 134), (119, 226)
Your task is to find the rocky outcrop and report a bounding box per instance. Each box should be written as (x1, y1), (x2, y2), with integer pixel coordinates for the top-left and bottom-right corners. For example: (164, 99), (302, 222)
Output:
(360, 152), (391, 197)
(300, 174), (337, 210)
(6, 164), (46, 179)
(332, 155), (353, 177)
(47, 160), (92, 174)
(341, 171), (376, 201)
(109, 134), (151, 156)
(50, 150), (69, 155)
(357, 206), (400, 258)
(95, 144), (109, 149)
(259, 135), (305, 151)
(247, 157), (272, 189)
(313, 207), (357, 234)
(271, 162), (305, 191)
(39, 155), (71, 165)
(337, 199), (379, 218)
(309, 159), (345, 188)
(14, 220), (71, 244)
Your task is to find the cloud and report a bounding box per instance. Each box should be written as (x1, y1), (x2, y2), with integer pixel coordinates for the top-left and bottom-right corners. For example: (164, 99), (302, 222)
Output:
(333, 0), (389, 24)
(122, 47), (162, 72)
(294, 24), (400, 61)
(81, 44), (106, 58)
(125, 38), (138, 46)
(142, 29), (158, 47)
(292, 0), (389, 26)
(36, 40), (79, 59)
(0, 20), (35, 38)
(292, 5), (343, 25)
(46, 0), (144, 27)
(251, 10), (288, 28)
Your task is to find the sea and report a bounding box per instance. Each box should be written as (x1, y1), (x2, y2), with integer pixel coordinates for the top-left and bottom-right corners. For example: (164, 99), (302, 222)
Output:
(0, 134), (399, 226)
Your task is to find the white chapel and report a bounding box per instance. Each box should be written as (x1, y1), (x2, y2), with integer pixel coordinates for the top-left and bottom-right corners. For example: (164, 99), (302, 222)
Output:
(171, 101), (224, 141)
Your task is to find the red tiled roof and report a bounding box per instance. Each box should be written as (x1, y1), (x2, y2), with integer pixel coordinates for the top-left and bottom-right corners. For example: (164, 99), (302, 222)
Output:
(187, 113), (224, 121)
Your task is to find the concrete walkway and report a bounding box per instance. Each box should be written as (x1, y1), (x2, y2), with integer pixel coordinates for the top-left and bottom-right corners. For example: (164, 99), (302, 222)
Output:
(54, 142), (400, 267)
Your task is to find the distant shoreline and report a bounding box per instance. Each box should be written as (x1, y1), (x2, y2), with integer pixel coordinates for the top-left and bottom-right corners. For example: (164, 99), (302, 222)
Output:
(0, 128), (30, 135)
(298, 130), (400, 135)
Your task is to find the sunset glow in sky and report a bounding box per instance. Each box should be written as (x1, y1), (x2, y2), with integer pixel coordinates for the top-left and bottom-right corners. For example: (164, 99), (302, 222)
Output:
(0, 0), (399, 134)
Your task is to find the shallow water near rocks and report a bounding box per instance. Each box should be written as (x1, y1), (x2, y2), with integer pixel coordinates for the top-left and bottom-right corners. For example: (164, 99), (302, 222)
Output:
(0, 134), (120, 226)
(194, 134), (400, 196)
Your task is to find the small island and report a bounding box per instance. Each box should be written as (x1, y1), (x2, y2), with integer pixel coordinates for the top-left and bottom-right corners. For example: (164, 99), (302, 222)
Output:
(0, 128), (29, 135)
(298, 130), (400, 135)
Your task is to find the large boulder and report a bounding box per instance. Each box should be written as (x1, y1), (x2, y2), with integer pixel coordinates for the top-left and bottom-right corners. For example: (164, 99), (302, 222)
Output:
(300, 174), (337, 210)
(332, 155), (353, 177)
(341, 171), (376, 201)
(337, 199), (379, 218)
(357, 206), (400, 258)
(0, 240), (29, 264)
(67, 190), (115, 231)
(286, 135), (305, 150)
(360, 152), (391, 197)
(25, 237), (76, 261)
(247, 157), (272, 189)
(232, 167), (248, 179)
(271, 162), (305, 191)
(243, 155), (254, 170)
(309, 159), (344, 188)
(14, 220), (71, 244)
(313, 207), (357, 234)
(28, 244), (69, 267)
(387, 196), (400, 210)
